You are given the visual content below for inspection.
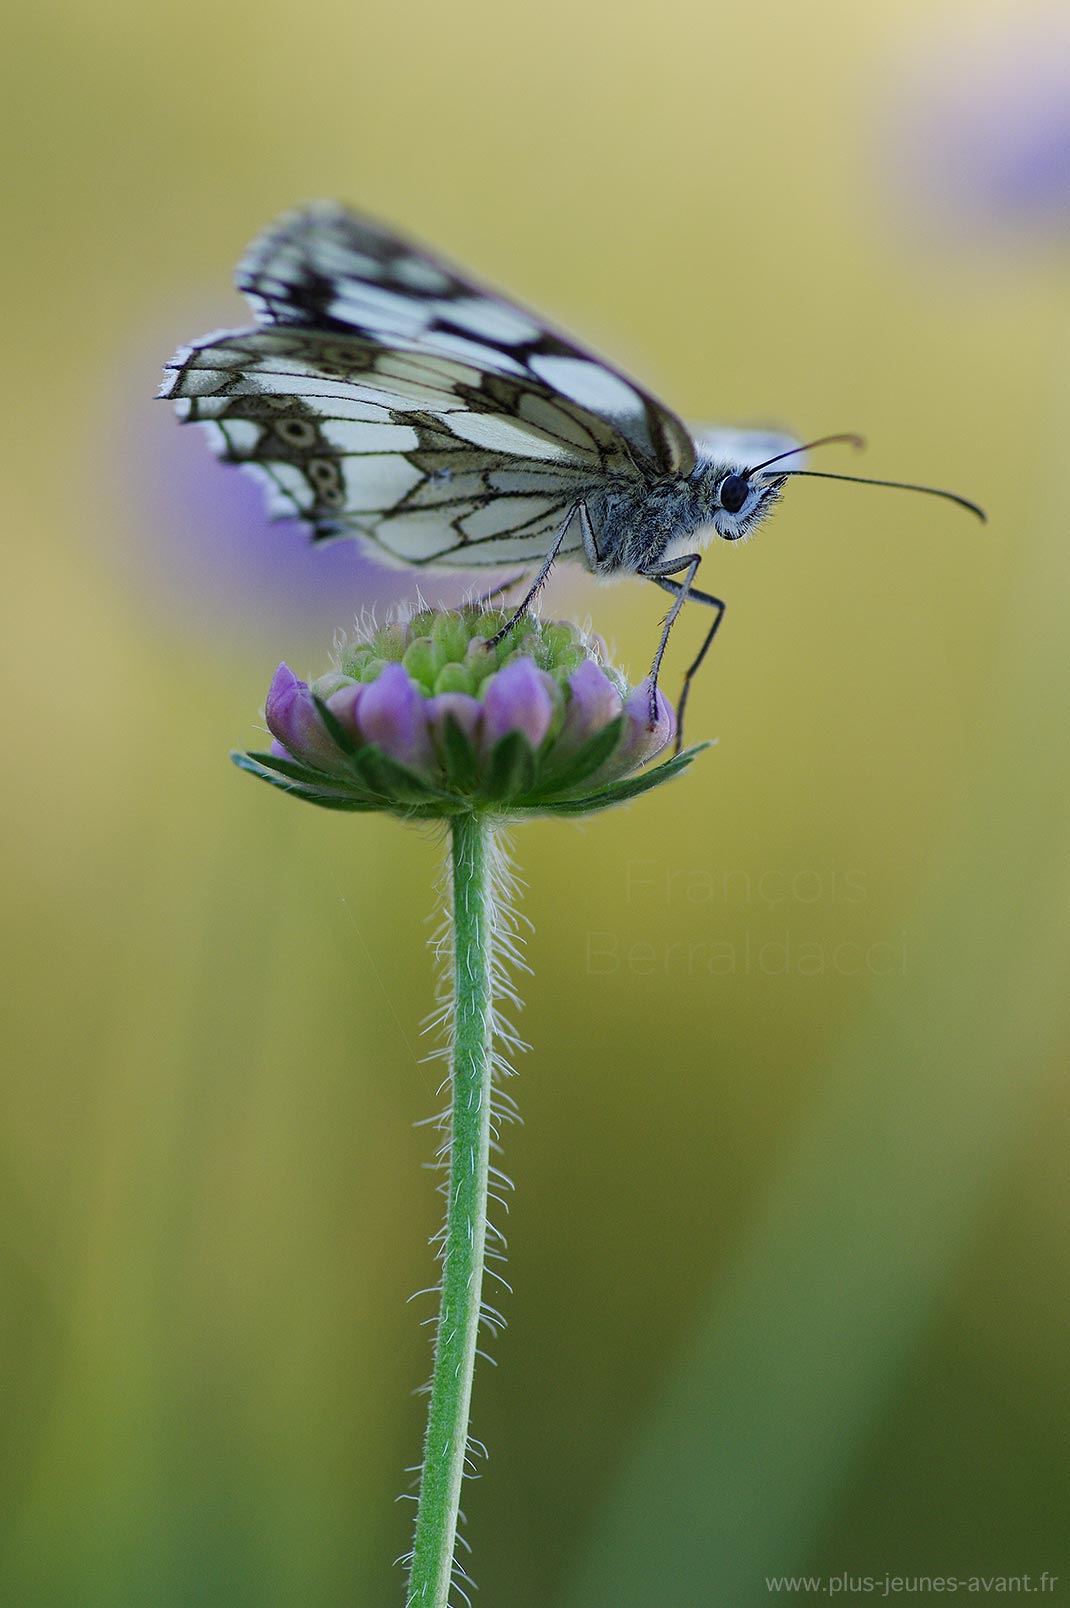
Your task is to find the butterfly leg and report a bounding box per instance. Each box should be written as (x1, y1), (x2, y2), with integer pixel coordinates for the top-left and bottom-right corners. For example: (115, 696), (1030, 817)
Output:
(467, 573), (529, 610)
(639, 555), (726, 753)
(486, 506), (577, 647)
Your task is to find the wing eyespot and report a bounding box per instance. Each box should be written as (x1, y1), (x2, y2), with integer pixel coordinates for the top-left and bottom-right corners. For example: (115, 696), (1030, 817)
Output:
(276, 418), (319, 448)
(306, 459), (346, 505)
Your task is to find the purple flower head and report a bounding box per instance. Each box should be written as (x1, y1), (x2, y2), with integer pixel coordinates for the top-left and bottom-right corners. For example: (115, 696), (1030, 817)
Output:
(558, 658), (629, 754)
(356, 663), (434, 771)
(426, 693), (483, 755)
(237, 606), (705, 819)
(479, 658), (558, 756)
(620, 679), (677, 768)
(265, 664), (350, 776)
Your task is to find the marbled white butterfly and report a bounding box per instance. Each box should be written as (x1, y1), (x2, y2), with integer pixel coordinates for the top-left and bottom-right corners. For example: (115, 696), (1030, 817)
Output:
(161, 203), (983, 743)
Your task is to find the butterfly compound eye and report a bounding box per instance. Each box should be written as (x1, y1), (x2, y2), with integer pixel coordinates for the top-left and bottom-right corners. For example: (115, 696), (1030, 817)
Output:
(719, 474), (749, 516)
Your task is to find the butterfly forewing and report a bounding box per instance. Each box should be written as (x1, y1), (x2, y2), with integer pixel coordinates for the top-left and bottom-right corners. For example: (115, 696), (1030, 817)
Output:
(235, 202), (696, 479)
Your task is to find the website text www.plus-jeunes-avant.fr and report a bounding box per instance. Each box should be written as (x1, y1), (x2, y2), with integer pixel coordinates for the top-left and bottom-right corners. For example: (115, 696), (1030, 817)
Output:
(765, 1574), (1060, 1598)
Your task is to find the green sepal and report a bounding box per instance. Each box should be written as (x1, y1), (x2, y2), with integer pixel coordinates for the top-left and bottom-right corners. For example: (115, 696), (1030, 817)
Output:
(241, 748), (372, 796)
(231, 752), (380, 811)
(482, 730), (538, 801)
(521, 743), (712, 815)
(440, 715), (480, 793)
(528, 716), (625, 798)
(311, 693), (360, 757)
(348, 745), (454, 805)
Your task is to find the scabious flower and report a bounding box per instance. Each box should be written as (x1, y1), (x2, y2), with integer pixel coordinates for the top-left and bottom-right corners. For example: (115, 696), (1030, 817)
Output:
(230, 601), (708, 1606)
(235, 605), (704, 818)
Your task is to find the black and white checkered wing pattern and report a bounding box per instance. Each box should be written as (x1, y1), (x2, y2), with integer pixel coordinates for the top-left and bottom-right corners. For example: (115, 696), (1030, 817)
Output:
(238, 203), (696, 480)
(164, 327), (616, 566)
(161, 204), (697, 569)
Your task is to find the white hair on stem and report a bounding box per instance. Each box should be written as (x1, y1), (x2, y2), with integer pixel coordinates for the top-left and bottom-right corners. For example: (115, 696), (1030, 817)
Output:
(402, 820), (530, 1606)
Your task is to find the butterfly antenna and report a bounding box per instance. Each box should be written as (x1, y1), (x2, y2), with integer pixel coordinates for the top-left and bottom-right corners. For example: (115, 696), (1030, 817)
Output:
(746, 433), (865, 475)
(776, 469), (987, 522)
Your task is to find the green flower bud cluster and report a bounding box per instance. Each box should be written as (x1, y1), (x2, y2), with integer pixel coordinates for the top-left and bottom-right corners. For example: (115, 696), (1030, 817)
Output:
(235, 606), (707, 820)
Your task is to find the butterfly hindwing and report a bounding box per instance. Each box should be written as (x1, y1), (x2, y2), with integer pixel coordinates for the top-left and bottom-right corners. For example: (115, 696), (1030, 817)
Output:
(689, 425), (801, 472)
(162, 327), (597, 565)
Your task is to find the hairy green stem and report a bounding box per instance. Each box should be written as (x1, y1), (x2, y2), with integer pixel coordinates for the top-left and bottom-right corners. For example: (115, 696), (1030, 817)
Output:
(408, 813), (496, 1608)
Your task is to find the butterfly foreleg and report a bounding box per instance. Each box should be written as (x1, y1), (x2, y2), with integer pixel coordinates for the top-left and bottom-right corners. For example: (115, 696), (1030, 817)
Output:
(467, 573), (530, 610)
(487, 503), (579, 648)
(640, 554), (727, 753)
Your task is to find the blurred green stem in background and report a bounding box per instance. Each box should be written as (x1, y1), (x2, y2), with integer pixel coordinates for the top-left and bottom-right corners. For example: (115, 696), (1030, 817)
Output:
(407, 813), (496, 1608)
(558, 340), (1070, 1608)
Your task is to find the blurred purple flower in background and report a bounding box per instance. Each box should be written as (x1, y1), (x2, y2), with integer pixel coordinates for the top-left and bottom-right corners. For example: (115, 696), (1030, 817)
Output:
(107, 314), (468, 649)
(886, 18), (1070, 243)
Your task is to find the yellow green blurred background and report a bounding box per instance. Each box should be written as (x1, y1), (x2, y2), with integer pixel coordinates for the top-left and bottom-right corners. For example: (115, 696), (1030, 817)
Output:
(4, 1), (1069, 1604)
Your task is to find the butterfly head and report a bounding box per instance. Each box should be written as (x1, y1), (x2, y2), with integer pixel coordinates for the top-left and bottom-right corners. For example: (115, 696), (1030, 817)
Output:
(698, 431), (867, 543)
(699, 429), (986, 546)
(710, 467), (787, 543)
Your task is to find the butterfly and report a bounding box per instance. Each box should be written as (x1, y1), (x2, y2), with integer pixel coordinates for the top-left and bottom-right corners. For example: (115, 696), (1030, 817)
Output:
(161, 202), (983, 745)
